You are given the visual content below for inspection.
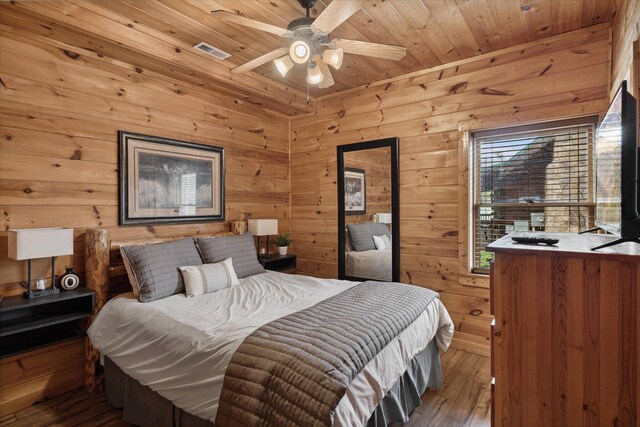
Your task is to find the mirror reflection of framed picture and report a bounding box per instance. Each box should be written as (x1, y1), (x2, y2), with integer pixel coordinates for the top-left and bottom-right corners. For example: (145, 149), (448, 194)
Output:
(118, 131), (224, 225)
(344, 167), (366, 215)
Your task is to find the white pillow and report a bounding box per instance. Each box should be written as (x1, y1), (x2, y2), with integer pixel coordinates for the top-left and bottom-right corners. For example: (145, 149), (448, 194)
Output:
(373, 235), (391, 251)
(383, 234), (392, 249)
(179, 258), (239, 297)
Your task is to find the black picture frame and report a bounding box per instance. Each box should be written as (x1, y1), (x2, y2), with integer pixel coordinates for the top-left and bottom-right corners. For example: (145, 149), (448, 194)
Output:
(337, 137), (400, 282)
(344, 167), (366, 215)
(118, 131), (225, 226)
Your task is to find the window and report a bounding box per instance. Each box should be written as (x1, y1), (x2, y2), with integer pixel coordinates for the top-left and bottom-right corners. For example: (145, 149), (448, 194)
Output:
(471, 117), (597, 273)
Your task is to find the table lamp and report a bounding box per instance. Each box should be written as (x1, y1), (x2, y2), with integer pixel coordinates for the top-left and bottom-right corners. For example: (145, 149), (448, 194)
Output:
(8, 228), (74, 299)
(248, 219), (278, 259)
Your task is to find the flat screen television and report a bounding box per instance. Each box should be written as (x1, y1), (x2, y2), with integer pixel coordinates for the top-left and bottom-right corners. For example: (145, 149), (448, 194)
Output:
(592, 80), (640, 250)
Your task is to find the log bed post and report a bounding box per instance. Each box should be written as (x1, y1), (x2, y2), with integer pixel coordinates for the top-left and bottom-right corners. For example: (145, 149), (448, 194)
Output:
(230, 221), (247, 235)
(85, 228), (110, 392)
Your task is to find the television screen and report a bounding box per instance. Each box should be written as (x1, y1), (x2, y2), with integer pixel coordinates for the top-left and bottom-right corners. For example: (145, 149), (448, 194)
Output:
(594, 88), (623, 235)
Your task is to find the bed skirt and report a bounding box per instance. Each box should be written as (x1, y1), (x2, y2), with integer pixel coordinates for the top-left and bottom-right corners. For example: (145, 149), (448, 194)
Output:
(104, 339), (441, 427)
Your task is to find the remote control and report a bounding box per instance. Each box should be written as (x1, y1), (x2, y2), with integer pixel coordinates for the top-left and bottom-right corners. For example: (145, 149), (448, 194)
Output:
(511, 233), (559, 246)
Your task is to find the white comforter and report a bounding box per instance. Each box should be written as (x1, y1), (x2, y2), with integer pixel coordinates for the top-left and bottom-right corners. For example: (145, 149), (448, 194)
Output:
(346, 249), (392, 281)
(88, 271), (453, 425)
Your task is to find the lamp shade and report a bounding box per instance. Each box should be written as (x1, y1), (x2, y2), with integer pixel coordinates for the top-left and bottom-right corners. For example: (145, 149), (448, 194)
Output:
(247, 219), (278, 236)
(307, 62), (324, 84)
(289, 40), (310, 64)
(322, 48), (344, 70)
(374, 213), (392, 224)
(8, 228), (74, 260)
(274, 55), (294, 77)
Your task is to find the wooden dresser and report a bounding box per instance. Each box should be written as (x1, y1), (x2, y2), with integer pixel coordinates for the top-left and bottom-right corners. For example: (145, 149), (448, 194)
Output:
(488, 233), (640, 427)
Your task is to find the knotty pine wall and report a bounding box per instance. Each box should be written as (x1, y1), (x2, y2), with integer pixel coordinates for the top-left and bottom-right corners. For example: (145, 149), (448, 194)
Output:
(0, 23), (289, 414)
(290, 24), (611, 355)
(611, 0), (640, 99)
(0, 26), (291, 298)
(344, 147), (391, 225)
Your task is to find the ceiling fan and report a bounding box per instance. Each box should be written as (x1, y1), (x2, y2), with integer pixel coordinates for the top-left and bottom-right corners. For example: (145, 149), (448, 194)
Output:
(212, 0), (407, 89)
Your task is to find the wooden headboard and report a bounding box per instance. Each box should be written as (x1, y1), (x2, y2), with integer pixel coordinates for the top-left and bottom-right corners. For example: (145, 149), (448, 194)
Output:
(84, 226), (239, 391)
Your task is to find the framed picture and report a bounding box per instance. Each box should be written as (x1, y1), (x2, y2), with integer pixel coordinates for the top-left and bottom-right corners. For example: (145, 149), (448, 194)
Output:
(118, 131), (224, 225)
(344, 167), (366, 215)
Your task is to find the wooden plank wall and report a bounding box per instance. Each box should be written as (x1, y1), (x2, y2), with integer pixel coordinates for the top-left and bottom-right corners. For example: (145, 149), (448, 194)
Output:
(611, 0), (640, 98)
(344, 147), (391, 225)
(0, 19), (290, 412)
(290, 25), (611, 355)
(0, 24), (291, 297)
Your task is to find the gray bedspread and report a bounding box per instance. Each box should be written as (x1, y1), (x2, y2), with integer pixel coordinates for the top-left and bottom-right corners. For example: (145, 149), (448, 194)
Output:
(215, 280), (439, 427)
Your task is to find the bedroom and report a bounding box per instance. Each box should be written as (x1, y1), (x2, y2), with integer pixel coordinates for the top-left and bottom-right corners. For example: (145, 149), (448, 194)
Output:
(0, 0), (638, 426)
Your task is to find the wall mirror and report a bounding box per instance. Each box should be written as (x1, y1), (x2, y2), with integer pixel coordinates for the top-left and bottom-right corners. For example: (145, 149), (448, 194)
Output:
(337, 138), (399, 282)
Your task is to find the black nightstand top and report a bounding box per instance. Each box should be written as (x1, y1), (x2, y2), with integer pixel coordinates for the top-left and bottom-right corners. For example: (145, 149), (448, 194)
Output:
(259, 254), (297, 272)
(0, 288), (95, 313)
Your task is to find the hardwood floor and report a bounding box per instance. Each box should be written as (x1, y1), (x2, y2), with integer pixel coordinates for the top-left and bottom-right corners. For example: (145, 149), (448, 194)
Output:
(0, 349), (490, 427)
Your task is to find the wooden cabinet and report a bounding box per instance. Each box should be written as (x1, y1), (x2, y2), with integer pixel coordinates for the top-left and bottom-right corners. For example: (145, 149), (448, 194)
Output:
(488, 233), (640, 427)
(0, 288), (95, 358)
(0, 339), (85, 417)
(0, 289), (94, 415)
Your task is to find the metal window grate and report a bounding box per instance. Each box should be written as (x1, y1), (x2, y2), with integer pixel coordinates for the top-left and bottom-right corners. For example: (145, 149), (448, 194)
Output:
(471, 117), (597, 273)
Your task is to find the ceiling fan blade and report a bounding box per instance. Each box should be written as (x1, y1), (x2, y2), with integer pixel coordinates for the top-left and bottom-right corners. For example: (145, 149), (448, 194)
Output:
(332, 38), (406, 61)
(232, 47), (288, 73)
(211, 10), (292, 37)
(311, 0), (369, 34)
(314, 55), (335, 88)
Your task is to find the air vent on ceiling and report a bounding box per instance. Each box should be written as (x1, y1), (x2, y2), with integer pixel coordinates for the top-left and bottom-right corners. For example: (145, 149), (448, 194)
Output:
(193, 42), (231, 60)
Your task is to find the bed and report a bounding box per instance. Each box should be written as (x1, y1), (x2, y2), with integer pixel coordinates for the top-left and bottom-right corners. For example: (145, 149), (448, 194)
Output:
(84, 228), (454, 427)
(345, 222), (393, 281)
(346, 249), (392, 281)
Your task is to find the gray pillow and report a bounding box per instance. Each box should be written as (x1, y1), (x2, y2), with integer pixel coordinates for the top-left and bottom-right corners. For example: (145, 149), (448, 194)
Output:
(195, 233), (266, 279)
(347, 223), (391, 252)
(120, 238), (203, 303)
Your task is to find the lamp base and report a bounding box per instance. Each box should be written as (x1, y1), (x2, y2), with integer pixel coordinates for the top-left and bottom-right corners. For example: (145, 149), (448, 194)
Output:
(23, 288), (60, 299)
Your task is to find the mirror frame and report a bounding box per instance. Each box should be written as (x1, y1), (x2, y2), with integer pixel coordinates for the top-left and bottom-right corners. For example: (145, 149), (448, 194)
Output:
(337, 137), (400, 282)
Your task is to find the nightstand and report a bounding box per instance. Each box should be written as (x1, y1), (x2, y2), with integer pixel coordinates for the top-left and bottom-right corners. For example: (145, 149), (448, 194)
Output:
(259, 254), (297, 273)
(0, 288), (95, 358)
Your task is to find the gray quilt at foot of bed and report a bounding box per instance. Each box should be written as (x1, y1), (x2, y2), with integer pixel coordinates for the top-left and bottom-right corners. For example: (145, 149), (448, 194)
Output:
(215, 280), (439, 427)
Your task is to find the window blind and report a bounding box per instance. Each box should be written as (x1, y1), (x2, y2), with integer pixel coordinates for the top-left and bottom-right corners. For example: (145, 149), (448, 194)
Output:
(471, 117), (597, 273)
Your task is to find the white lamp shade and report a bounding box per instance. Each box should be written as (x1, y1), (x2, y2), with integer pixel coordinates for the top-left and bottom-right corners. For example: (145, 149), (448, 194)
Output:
(307, 62), (325, 84)
(8, 228), (74, 260)
(374, 213), (392, 224)
(247, 219), (278, 236)
(322, 48), (344, 70)
(289, 40), (310, 64)
(274, 55), (294, 77)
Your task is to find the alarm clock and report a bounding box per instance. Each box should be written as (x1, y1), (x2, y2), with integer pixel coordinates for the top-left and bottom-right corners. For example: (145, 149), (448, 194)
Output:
(60, 267), (80, 290)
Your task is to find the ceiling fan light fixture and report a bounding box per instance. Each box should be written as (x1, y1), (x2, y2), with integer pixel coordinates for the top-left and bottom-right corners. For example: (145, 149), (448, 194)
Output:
(322, 48), (343, 70)
(274, 55), (295, 77)
(307, 62), (325, 84)
(290, 40), (310, 64)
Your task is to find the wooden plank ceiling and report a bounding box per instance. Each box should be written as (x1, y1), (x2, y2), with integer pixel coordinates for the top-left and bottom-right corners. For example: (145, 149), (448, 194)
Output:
(0, 0), (615, 115)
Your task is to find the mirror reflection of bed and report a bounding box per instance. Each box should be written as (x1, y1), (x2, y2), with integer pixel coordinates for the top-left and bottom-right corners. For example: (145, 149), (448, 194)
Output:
(346, 221), (392, 281)
(339, 140), (399, 282)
